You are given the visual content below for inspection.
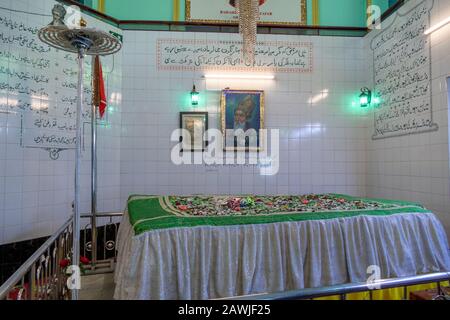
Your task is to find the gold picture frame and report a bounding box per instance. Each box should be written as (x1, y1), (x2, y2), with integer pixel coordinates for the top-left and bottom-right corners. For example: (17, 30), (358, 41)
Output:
(220, 89), (264, 152)
(186, 0), (307, 26)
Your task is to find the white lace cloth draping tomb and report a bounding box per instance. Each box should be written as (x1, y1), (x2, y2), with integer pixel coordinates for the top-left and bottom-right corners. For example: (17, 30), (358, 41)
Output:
(114, 211), (450, 300)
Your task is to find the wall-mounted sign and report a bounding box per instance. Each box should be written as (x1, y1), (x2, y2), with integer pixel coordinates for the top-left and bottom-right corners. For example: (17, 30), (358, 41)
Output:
(371, 0), (438, 139)
(157, 39), (313, 73)
(186, 0), (307, 26)
(0, 9), (116, 160)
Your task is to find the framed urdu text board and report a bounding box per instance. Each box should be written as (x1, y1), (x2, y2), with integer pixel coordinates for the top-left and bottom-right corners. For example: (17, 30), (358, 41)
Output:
(186, 0), (307, 26)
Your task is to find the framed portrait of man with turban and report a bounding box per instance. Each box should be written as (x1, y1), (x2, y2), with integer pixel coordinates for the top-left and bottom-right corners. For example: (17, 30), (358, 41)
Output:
(220, 90), (264, 151)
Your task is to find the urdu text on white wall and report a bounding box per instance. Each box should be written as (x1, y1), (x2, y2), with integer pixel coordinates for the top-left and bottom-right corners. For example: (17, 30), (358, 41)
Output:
(365, 0), (450, 238)
(0, 0), (123, 245)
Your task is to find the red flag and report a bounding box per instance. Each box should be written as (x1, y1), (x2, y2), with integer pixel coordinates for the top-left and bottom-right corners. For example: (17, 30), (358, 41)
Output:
(92, 56), (107, 118)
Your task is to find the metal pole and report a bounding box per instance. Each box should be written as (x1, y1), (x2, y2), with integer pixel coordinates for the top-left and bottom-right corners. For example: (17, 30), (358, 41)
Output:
(228, 272), (450, 300)
(91, 56), (97, 267)
(72, 47), (85, 300)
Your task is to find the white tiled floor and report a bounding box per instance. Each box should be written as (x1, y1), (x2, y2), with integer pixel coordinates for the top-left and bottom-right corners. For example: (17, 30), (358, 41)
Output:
(80, 273), (115, 300)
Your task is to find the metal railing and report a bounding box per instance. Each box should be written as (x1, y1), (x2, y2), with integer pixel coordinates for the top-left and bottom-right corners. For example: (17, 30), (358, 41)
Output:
(80, 212), (123, 274)
(228, 272), (450, 300)
(0, 211), (123, 300)
(0, 217), (74, 300)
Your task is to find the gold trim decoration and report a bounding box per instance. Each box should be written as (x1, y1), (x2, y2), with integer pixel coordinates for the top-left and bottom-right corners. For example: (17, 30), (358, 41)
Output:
(173, 0), (180, 21)
(367, 0), (372, 19)
(186, 0), (191, 20)
(132, 215), (171, 230)
(186, 0), (307, 26)
(220, 89), (265, 152)
(312, 0), (319, 26)
(160, 196), (191, 216)
(98, 0), (105, 14)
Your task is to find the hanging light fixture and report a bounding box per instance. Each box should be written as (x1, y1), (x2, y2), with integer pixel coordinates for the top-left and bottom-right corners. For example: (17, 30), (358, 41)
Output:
(190, 84), (199, 106)
(237, 0), (259, 66)
(359, 87), (372, 107)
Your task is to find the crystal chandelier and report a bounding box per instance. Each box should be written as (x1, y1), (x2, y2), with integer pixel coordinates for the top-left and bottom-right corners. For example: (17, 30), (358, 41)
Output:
(237, 0), (259, 66)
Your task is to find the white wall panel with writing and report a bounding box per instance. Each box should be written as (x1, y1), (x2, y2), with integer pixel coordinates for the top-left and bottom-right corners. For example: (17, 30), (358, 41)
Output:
(371, 0), (438, 139)
(366, 0), (450, 238)
(0, 0), (123, 244)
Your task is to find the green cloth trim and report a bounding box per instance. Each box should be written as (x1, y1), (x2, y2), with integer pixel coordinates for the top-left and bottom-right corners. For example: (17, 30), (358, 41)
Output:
(127, 194), (429, 236)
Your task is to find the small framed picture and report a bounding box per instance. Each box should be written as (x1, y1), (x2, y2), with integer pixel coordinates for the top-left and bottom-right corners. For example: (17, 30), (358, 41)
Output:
(179, 112), (208, 152)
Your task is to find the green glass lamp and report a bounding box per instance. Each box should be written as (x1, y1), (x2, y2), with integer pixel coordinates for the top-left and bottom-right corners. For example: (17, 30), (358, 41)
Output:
(190, 84), (199, 106)
(359, 87), (372, 107)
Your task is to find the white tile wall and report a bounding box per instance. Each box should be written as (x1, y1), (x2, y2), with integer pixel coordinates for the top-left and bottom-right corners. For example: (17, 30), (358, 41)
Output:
(0, 0), (122, 244)
(119, 31), (369, 204)
(2, 0), (449, 245)
(365, 0), (450, 238)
